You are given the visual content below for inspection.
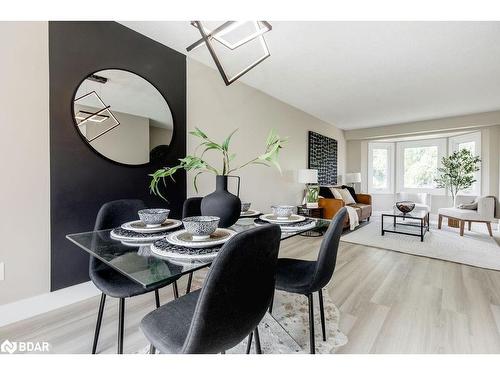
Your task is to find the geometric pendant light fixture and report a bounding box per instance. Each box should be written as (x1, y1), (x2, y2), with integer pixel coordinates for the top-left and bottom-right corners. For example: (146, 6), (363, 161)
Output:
(186, 21), (272, 86)
(73, 90), (120, 142)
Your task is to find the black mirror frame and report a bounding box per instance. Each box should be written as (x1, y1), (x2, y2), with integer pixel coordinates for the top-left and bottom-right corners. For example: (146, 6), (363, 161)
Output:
(70, 67), (177, 168)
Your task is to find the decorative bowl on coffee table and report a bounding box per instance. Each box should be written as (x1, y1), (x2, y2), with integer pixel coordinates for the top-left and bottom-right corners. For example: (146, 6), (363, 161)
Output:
(395, 201), (415, 215)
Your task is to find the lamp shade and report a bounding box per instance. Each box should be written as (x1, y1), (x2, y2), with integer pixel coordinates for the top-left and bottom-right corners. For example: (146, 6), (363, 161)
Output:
(345, 172), (361, 184)
(298, 169), (318, 184)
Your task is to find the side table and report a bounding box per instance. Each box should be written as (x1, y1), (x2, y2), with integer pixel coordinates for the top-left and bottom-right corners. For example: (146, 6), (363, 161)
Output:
(296, 205), (324, 237)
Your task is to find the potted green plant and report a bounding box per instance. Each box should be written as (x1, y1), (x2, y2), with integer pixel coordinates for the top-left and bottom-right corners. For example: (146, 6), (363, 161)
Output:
(434, 148), (481, 204)
(150, 127), (287, 227)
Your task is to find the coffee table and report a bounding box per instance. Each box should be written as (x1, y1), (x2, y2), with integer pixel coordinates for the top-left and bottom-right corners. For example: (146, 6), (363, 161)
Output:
(381, 208), (430, 242)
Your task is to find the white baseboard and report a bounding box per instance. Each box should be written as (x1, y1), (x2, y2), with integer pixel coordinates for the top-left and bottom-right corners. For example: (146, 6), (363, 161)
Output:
(0, 281), (100, 328)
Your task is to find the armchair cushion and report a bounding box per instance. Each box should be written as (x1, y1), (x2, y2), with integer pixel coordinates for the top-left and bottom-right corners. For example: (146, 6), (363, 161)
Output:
(439, 195), (496, 221)
(438, 207), (485, 221)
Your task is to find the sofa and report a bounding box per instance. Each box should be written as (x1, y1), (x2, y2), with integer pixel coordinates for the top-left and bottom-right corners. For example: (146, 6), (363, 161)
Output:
(318, 186), (372, 227)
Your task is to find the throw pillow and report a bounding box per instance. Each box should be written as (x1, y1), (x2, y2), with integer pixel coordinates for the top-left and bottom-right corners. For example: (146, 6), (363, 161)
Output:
(338, 188), (356, 205)
(329, 187), (343, 200)
(458, 201), (478, 210)
(341, 185), (359, 203)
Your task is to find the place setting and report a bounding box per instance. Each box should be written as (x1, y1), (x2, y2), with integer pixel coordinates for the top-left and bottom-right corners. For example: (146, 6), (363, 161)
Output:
(151, 215), (237, 262)
(110, 208), (182, 243)
(239, 202), (261, 217)
(256, 205), (317, 232)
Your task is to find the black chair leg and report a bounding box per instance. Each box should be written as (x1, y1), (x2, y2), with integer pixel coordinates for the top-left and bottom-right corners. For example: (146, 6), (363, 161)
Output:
(149, 344), (156, 354)
(154, 289), (160, 308)
(245, 331), (253, 354)
(318, 289), (326, 342)
(91, 293), (106, 354)
(268, 291), (274, 314)
(308, 293), (315, 354)
(254, 327), (262, 354)
(172, 281), (179, 299)
(186, 272), (193, 294)
(118, 298), (125, 354)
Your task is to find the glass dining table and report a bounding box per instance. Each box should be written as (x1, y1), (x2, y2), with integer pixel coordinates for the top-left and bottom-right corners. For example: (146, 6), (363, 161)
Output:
(66, 216), (330, 353)
(67, 217), (330, 289)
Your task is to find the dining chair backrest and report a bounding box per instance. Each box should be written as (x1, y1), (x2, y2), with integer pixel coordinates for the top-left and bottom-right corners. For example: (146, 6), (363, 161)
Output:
(182, 197), (203, 219)
(309, 207), (347, 292)
(94, 199), (147, 231)
(90, 199), (147, 272)
(181, 225), (281, 353)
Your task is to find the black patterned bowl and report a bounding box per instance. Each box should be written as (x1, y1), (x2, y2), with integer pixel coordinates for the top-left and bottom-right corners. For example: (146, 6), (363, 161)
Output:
(241, 202), (251, 212)
(395, 201), (415, 214)
(138, 209), (170, 227)
(182, 216), (220, 241)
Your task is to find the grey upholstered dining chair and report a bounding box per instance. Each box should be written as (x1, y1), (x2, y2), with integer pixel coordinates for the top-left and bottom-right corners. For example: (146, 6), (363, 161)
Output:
(90, 199), (181, 354)
(140, 225), (282, 354)
(270, 207), (347, 354)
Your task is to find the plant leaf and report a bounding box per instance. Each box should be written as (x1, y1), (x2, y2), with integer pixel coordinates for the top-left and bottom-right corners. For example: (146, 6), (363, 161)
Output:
(222, 129), (238, 151)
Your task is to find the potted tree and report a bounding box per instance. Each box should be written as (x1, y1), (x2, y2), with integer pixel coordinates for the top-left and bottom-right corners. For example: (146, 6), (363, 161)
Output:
(434, 148), (481, 227)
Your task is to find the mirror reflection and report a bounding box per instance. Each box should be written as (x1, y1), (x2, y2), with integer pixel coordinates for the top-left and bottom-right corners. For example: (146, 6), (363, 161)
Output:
(73, 69), (173, 165)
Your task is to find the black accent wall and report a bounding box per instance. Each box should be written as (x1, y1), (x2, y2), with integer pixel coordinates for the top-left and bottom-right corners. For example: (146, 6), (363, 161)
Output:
(49, 21), (187, 291)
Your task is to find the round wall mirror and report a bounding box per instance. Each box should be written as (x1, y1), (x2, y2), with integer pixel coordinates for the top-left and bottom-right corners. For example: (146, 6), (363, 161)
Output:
(73, 69), (173, 165)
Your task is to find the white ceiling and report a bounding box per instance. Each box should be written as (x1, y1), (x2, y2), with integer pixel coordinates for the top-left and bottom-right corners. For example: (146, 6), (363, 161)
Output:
(121, 21), (500, 130)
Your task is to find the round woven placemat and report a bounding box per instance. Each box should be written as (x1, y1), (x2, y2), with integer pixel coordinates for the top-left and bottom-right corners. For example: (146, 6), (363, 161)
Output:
(152, 238), (222, 257)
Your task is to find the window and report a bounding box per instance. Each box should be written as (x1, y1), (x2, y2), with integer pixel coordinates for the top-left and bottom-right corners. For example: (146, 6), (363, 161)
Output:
(449, 132), (481, 195)
(368, 142), (394, 193)
(396, 139), (446, 194)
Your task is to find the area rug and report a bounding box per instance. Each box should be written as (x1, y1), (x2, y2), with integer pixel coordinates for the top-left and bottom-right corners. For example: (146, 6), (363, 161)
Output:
(141, 274), (347, 354)
(341, 216), (500, 270)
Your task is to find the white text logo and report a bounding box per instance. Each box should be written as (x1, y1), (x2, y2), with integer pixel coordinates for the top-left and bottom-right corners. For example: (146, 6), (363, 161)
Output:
(1, 339), (50, 353)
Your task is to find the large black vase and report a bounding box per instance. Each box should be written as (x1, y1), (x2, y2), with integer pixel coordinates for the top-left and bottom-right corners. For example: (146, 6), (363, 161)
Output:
(201, 175), (241, 228)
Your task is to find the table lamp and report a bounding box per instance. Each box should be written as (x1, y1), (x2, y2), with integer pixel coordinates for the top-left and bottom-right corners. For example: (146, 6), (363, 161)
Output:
(345, 172), (361, 189)
(298, 169), (319, 208)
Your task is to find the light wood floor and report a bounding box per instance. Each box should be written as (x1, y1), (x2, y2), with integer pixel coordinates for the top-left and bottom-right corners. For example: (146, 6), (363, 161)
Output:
(2, 236), (500, 354)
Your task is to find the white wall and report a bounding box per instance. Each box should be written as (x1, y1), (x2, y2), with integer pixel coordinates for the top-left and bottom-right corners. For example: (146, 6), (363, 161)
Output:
(187, 59), (345, 213)
(149, 126), (172, 150)
(0, 22), (50, 305)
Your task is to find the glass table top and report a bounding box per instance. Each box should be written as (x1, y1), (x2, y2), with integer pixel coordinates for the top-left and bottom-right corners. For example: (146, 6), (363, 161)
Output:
(382, 208), (429, 219)
(66, 217), (330, 289)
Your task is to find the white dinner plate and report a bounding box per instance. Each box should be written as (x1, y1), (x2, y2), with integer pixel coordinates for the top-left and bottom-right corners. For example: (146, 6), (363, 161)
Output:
(259, 213), (306, 224)
(254, 220), (317, 232)
(121, 219), (182, 233)
(240, 209), (261, 217)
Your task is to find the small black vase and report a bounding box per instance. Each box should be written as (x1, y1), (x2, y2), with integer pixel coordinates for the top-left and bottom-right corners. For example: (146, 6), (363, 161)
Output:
(201, 175), (241, 228)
